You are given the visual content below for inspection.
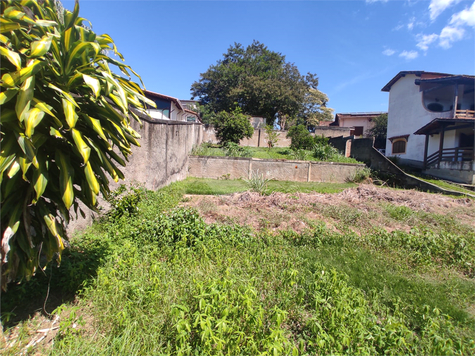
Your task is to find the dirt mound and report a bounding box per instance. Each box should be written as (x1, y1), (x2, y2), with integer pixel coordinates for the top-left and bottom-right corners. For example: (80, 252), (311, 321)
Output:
(182, 185), (474, 233)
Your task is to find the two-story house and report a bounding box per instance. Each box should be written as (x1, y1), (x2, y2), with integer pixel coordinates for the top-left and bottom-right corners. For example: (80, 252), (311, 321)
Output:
(382, 71), (474, 184)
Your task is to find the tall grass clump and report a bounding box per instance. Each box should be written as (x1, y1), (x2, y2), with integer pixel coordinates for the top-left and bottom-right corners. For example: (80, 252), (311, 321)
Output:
(244, 170), (271, 194)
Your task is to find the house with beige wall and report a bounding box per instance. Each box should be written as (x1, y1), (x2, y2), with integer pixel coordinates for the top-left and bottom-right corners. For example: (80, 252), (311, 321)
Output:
(382, 71), (474, 184)
(330, 112), (386, 137)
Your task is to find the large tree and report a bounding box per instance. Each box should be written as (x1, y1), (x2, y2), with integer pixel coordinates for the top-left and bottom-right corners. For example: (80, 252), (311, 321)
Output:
(0, 0), (153, 287)
(190, 41), (332, 129)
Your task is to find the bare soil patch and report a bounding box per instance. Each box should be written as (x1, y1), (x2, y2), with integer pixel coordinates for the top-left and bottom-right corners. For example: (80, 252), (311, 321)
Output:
(182, 184), (475, 233)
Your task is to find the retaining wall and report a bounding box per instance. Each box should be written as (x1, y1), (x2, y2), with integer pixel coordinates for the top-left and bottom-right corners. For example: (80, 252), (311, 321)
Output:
(188, 156), (366, 183)
(329, 136), (475, 196)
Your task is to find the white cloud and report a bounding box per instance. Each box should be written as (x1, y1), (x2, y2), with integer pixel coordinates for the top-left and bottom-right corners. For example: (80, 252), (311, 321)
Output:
(449, 1), (475, 27)
(382, 48), (396, 56)
(399, 50), (419, 60)
(437, 2), (474, 48)
(429, 0), (461, 21)
(393, 23), (405, 31)
(416, 33), (439, 51)
(439, 26), (465, 48)
(407, 17), (415, 30)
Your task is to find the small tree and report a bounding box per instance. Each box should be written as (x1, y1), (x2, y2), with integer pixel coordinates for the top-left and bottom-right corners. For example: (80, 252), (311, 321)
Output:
(287, 125), (314, 150)
(367, 113), (388, 149)
(0, 0), (154, 288)
(212, 107), (254, 145)
(264, 125), (279, 150)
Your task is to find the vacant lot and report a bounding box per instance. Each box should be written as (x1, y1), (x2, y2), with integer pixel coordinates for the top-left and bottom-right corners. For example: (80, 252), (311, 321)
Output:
(2, 180), (474, 355)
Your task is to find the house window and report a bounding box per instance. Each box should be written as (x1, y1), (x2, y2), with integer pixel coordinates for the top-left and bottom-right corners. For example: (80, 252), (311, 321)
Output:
(392, 139), (407, 154)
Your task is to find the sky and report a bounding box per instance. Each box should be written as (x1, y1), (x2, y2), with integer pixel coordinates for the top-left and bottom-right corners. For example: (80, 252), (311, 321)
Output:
(62, 0), (475, 117)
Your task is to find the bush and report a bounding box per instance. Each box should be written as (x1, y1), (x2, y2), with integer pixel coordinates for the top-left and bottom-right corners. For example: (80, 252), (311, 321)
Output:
(313, 135), (340, 161)
(287, 124), (314, 150)
(223, 142), (252, 157)
(212, 107), (254, 144)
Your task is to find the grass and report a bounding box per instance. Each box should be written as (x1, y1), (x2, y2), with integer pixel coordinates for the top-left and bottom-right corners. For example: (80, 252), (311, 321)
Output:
(1, 181), (474, 355)
(173, 177), (357, 195)
(192, 144), (361, 164)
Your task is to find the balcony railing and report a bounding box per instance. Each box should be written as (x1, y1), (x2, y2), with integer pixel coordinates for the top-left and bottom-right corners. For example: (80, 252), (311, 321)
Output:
(426, 147), (474, 168)
(455, 109), (475, 118)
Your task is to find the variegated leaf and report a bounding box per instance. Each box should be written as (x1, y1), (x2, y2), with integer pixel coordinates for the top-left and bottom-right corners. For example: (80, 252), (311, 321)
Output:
(56, 151), (74, 209)
(0, 46), (21, 70)
(62, 98), (78, 128)
(25, 108), (45, 137)
(84, 161), (99, 194)
(71, 128), (90, 163)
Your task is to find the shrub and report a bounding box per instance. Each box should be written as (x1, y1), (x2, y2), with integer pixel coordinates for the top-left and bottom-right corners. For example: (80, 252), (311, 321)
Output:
(287, 124), (314, 150)
(223, 142), (252, 157)
(212, 107), (254, 144)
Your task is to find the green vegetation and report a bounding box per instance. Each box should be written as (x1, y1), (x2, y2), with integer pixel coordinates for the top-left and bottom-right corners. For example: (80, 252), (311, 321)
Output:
(191, 144), (360, 164)
(287, 124), (315, 150)
(366, 113), (388, 149)
(0, 0), (153, 285)
(416, 175), (475, 196)
(212, 107), (254, 144)
(170, 177), (356, 195)
(1, 181), (474, 355)
(191, 40), (332, 128)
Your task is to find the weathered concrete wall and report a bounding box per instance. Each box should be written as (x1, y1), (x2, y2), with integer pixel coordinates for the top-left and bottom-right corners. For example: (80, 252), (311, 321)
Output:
(122, 118), (202, 190)
(252, 160), (310, 182)
(67, 118), (203, 234)
(188, 156), (250, 180)
(203, 126), (352, 148)
(188, 156), (366, 183)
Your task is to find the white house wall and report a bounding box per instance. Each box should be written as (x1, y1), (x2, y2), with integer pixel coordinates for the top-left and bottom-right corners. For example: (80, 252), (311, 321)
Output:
(385, 74), (452, 164)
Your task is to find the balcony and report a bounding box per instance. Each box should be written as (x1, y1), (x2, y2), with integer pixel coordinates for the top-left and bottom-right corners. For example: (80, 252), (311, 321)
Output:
(426, 147), (474, 169)
(455, 109), (475, 119)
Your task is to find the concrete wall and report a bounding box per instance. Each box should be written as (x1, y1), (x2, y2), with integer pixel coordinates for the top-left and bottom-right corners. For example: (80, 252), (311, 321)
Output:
(121, 118), (202, 190)
(67, 118), (203, 234)
(330, 136), (475, 194)
(203, 126), (351, 148)
(188, 156), (366, 183)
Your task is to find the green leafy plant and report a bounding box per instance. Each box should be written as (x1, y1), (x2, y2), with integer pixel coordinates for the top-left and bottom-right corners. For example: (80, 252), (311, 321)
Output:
(291, 148), (308, 160)
(0, 0), (154, 287)
(345, 167), (371, 183)
(244, 170), (271, 194)
(264, 124), (279, 149)
(223, 142), (252, 157)
(212, 107), (254, 145)
(286, 124), (314, 150)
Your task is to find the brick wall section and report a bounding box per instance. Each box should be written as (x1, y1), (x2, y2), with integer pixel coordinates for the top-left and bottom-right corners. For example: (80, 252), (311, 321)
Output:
(188, 156), (366, 183)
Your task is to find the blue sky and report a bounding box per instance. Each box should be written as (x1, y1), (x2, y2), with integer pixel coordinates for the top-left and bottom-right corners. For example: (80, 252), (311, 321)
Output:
(63, 0), (475, 117)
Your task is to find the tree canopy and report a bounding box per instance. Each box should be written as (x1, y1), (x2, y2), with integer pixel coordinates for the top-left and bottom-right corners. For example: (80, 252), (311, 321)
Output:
(190, 41), (333, 129)
(0, 0), (153, 287)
